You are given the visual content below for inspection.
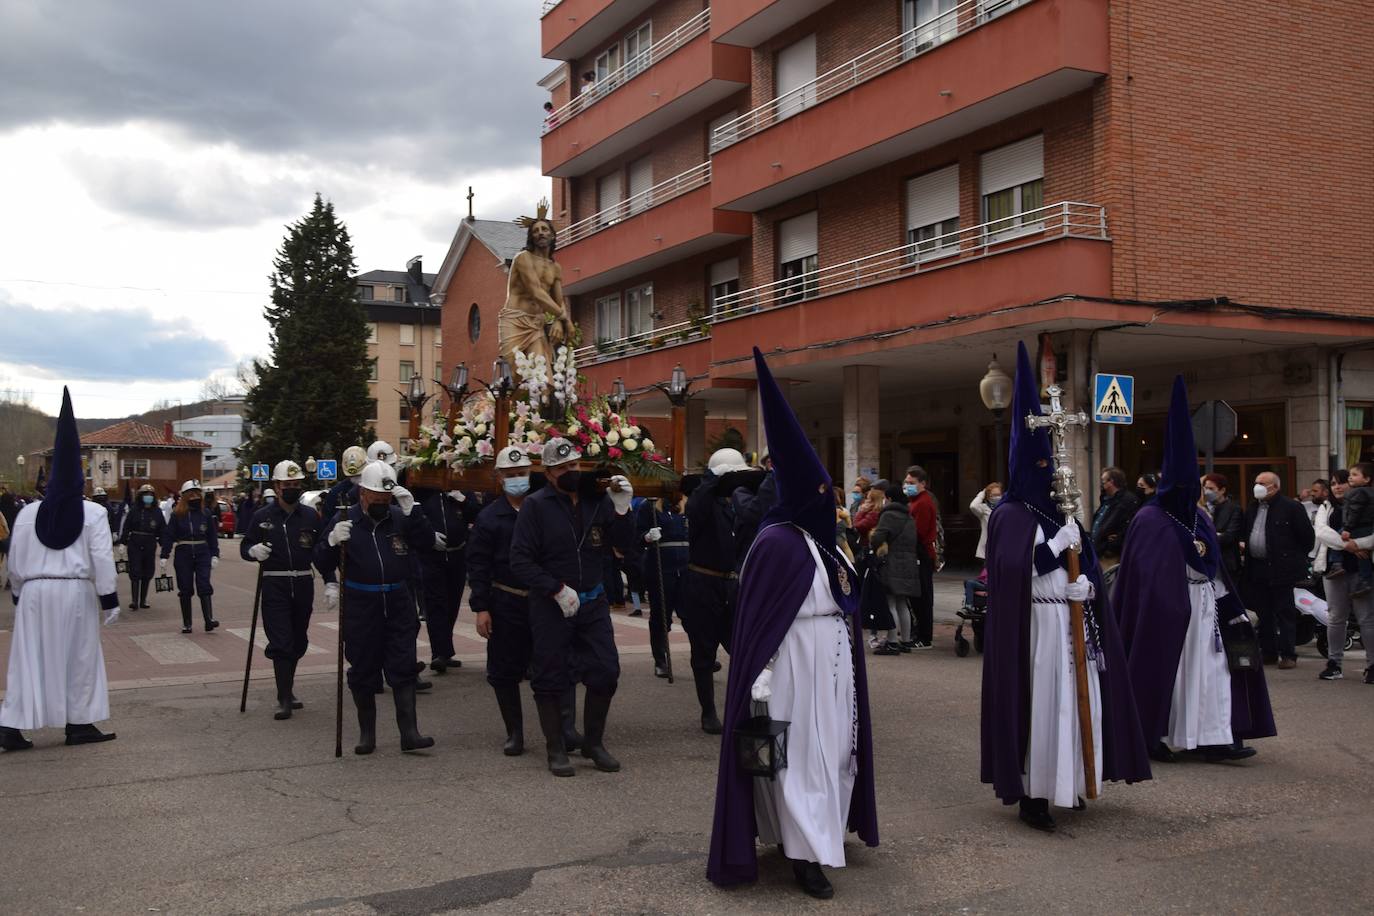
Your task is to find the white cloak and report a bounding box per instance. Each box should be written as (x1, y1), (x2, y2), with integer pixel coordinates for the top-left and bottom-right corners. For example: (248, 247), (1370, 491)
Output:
(1, 501), (116, 729)
(754, 534), (857, 868)
(1165, 573), (1232, 749)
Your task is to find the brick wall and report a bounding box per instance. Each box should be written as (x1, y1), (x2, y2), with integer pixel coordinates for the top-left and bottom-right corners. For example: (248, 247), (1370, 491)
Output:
(570, 0), (708, 90)
(750, 0), (902, 109)
(437, 231), (510, 404)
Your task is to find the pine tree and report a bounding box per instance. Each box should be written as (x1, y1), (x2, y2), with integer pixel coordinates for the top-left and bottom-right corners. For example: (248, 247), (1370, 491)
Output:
(241, 195), (373, 468)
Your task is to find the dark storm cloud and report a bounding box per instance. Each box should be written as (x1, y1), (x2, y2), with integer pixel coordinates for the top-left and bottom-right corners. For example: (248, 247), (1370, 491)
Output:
(0, 294), (235, 381)
(0, 0), (545, 180)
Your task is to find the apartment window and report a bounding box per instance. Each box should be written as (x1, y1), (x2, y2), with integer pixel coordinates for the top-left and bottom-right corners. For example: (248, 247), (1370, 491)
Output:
(366, 322), (378, 343)
(709, 258), (741, 313)
(399, 398), (411, 421)
(623, 21), (652, 79)
(399, 323), (415, 345)
(903, 0), (957, 57)
(906, 164), (960, 262)
(597, 172), (624, 225)
(366, 399), (377, 421)
(120, 458), (150, 478)
(357, 284), (374, 300)
(595, 293), (622, 343)
(434, 327), (443, 346)
(709, 109), (740, 150)
(624, 283), (654, 339)
(775, 35), (817, 121)
(368, 358), (378, 381)
(393, 286), (407, 302)
(981, 134), (1045, 240)
(593, 44), (621, 92)
(777, 211), (819, 304)
(399, 360), (415, 382)
(434, 364), (442, 387)
(1346, 403), (1374, 465)
(627, 157), (653, 215)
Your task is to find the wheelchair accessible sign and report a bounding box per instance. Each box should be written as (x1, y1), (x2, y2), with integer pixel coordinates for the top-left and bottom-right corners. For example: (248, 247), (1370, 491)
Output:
(1093, 374), (1134, 425)
(315, 460), (338, 481)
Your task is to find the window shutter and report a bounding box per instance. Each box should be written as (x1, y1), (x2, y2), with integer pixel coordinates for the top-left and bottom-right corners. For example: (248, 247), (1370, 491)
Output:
(597, 172), (623, 212)
(628, 157), (653, 207)
(776, 35), (817, 116)
(906, 164), (959, 230)
(709, 257), (740, 286)
(778, 211), (818, 263)
(980, 134), (1043, 195)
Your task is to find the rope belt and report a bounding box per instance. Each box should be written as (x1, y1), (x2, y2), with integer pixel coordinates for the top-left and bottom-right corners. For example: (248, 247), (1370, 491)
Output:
(494, 582), (529, 597)
(1186, 573), (1212, 586)
(1032, 597), (1068, 605)
(688, 563), (737, 579)
(658, 541), (689, 548)
(262, 570), (313, 578)
(344, 580), (407, 593)
(27, 575), (87, 581)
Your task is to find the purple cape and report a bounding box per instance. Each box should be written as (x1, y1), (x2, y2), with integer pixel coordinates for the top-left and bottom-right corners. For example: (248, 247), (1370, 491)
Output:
(706, 524), (878, 887)
(1111, 507), (1277, 743)
(980, 502), (1153, 802)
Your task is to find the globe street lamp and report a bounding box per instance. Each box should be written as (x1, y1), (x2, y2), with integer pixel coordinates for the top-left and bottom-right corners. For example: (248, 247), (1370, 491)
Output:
(16, 454), (25, 488)
(979, 354), (1012, 478)
(491, 356), (515, 451)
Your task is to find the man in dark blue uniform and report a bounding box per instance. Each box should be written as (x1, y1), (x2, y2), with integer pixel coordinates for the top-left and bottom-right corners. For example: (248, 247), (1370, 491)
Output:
(318, 445), (368, 527)
(240, 460), (322, 721)
(315, 461), (436, 755)
(119, 483), (164, 611)
(418, 485), (481, 673)
(159, 479), (220, 634)
(509, 438), (635, 776)
(637, 486), (689, 679)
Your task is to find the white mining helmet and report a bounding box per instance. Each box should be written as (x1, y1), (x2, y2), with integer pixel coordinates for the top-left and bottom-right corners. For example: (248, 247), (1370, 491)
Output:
(272, 460), (304, 482)
(341, 445), (368, 478)
(367, 440), (397, 467)
(707, 448), (750, 476)
(359, 461), (398, 493)
(180, 479), (202, 494)
(495, 445), (532, 470)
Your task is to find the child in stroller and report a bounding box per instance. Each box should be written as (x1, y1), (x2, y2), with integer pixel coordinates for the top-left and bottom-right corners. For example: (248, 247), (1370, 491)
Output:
(956, 568), (988, 657)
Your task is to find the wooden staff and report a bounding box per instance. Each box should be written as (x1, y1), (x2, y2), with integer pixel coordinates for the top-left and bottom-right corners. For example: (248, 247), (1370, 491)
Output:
(1062, 528), (1097, 800)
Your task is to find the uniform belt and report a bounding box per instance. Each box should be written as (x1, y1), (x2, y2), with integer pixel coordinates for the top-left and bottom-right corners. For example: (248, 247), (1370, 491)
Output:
(689, 563), (737, 579)
(174, 540), (208, 547)
(262, 569), (314, 578)
(344, 579), (407, 593)
(658, 541), (689, 548)
(578, 583), (605, 603)
(127, 531), (157, 538)
(494, 582), (529, 597)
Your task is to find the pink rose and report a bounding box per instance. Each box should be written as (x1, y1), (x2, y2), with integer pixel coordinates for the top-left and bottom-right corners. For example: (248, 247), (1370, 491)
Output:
(608, 447), (622, 459)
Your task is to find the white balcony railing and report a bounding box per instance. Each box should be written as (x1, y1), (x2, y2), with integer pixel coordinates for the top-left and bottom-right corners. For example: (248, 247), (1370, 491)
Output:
(574, 201), (1106, 365)
(711, 0), (1034, 152)
(543, 9), (710, 135)
(561, 162), (711, 247)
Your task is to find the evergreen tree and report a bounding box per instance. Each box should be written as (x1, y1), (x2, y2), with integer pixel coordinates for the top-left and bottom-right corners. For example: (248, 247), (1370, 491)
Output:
(241, 195), (373, 468)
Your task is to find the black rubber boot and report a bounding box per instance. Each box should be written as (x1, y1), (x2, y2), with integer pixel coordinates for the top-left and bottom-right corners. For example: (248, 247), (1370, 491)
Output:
(139, 578), (151, 608)
(560, 686), (582, 752)
(271, 657), (293, 720)
(0, 726), (33, 751)
(693, 668), (722, 734)
(64, 723), (116, 746)
(535, 696), (574, 777)
(288, 658), (303, 709)
(791, 859), (835, 900)
(493, 683), (525, 756)
(393, 683), (434, 752)
(351, 689), (377, 755)
(580, 691), (621, 772)
(179, 595), (193, 632)
(200, 594), (219, 632)
(128, 579), (140, 611)
(1018, 796), (1056, 832)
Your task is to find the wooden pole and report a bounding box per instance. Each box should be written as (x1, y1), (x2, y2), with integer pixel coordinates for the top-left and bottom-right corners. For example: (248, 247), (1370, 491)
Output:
(1063, 540), (1098, 800)
(494, 391), (511, 453)
(670, 404), (687, 474)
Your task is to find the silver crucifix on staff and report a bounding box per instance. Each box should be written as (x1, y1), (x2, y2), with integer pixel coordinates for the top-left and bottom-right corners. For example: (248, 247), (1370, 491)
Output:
(1025, 383), (1099, 800)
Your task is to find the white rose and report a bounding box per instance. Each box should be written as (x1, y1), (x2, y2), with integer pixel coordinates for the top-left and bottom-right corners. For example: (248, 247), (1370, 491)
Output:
(623, 439), (638, 452)
(473, 423), (487, 436)
(588, 442), (602, 456)
(568, 421), (581, 434)
(627, 426), (640, 436)
(642, 439), (654, 452)
(459, 436), (473, 451)
(605, 431), (620, 445)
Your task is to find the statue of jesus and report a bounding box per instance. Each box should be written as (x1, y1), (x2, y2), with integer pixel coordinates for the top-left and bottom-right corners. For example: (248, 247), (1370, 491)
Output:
(500, 203), (576, 376)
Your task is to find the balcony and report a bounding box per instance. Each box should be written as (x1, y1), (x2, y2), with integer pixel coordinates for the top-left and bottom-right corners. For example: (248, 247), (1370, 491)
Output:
(542, 0), (659, 62)
(711, 0), (836, 48)
(576, 201), (1109, 367)
(710, 0), (1108, 211)
(543, 13), (751, 177)
(560, 162), (752, 295)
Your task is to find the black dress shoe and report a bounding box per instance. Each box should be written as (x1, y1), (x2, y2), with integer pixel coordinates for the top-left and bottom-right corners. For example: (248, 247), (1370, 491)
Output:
(1018, 797), (1056, 832)
(64, 724), (117, 746)
(139, 603), (151, 609)
(415, 679), (433, 692)
(629, 608), (643, 617)
(791, 860), (834, 900)
(180, 626), (193, 634)
(712, 660), (722, 673)
(204, 619), (219, 632)
(0, 726), (33, 751)
(653, 665), (670, 679)
(1201, 742), (1258, 763)
(290, 694), (304, 710)
(430, 657), (448, 674)
(701, 710), (723, 735)
(1149, 741), (1177, 763)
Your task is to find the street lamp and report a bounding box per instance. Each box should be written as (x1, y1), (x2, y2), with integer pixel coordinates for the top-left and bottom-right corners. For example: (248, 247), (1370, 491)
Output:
(491, 355), (514, 397)
(398, 374), (431, 443)
(654, 364), (693, 474)
(305, 456), (317, 474)
(16, 454), (25, 487)
(979, 354), (1012, 477)
(439, 363), (471, 436)
(490, 355), (515, 451)
(669, 364), (689, 405)
(609, 377), (628, 413)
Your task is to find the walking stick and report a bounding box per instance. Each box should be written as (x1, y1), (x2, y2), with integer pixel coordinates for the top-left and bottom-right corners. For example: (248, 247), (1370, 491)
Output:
(335, 550), (346, 758)
(652, 500), (674, 684)
(238, 565), (265, 713)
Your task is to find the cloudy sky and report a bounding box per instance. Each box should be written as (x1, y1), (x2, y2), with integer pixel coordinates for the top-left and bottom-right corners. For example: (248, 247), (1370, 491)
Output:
(0, 0), (550, 418)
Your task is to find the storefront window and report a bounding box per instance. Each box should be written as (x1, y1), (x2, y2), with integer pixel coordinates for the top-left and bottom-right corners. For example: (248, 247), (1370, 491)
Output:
(1345, 402), (1374, 466)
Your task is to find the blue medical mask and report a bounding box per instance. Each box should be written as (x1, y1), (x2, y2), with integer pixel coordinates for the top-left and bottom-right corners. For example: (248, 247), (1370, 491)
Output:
(988, 496), (1002, 508)
(502, 476), (531, 497)
(142, 495), (154, 506)
(903, 484), (919, 497)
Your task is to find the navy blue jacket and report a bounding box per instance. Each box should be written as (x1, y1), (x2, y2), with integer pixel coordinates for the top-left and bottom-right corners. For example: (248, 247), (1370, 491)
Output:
(315, 504), (435, 586)
(687, 474), (736, 573)
(119, 501), (166, 544)
(160, 508), (219, 558)
(509, 486), (635, 598)
(240, 502), (323, 573)
(467, 497), (524, 613)
(637, 497), (689, 572)
(319, 479), (359, 528)
(418, 491), (482, 567)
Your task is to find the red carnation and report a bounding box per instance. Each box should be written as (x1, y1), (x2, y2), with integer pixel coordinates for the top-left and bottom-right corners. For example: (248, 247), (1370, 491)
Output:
(608, 447), (622, 459)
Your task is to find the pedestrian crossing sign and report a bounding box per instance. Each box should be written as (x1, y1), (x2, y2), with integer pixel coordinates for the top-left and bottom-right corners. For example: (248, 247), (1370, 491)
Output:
(1093, 374), (1134, 425)
(315, 459), (337, 481)
(251, 463), (270, 481)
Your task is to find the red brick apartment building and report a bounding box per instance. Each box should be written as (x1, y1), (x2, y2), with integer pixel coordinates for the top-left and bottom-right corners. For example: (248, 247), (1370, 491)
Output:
(530, 0), (1370, 559)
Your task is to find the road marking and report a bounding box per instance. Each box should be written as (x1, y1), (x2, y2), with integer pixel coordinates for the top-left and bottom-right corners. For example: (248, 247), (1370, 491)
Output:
(129, 634), (219, 665)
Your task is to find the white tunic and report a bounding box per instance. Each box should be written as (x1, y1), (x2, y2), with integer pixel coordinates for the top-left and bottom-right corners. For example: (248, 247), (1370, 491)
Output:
(1025, 527), (1103, 808)
(1165, 573), (1233, 749)
(1, 501), (116, 729)
(754, 534), (857, 868)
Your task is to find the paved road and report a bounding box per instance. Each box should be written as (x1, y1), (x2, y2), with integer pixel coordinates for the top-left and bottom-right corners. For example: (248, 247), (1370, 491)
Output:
(3, 552), (1371, 914)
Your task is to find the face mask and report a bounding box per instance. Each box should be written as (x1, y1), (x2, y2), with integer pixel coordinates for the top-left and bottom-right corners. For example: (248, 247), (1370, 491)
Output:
(142, 495), (154, 506)
(1204, 490), (1220, 504)
(1253, 484), (1269, 501)
(903, 484), (919, 497)
(279, 489), (301, 505)
(366, 502), (390, 521)
(187, 499), (202, 511)
(555, 470), (581, 493)
(264, 497), (276, 506)
(1136, 488), (1148, 499)
(94, 496), (108, 505)
(503, 476), (531, 497)
(988, 496), (1002, 508)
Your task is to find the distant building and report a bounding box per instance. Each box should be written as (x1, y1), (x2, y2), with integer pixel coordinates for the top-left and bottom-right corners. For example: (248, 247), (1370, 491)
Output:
(39, 420), (209, 497)
(173, 413), (247, 478)
(358, 258), (441, 450)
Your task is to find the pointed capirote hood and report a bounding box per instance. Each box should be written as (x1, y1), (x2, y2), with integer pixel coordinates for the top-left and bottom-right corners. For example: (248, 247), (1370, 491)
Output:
(752, 347), (834, 550)
(35, 387), (86, 550)
(1003, 341), (1057, 518)
(1156, 375), (1201, 517)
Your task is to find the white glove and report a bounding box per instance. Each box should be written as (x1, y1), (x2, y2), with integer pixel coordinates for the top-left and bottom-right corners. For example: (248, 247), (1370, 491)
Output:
(608, 475), (633, 515)
(446, 490), (466, 503)
(1064, 574), (1094, 603)
(434, 532), (448, 549)
(248, 543), (272, 562)
(1048, 523), (1081, 556)
(644, 527), (662, 543)
(328, 520), (353, 546)
(751, 668), (772, 703)
(159, 558), (167, 573)
(211, 556), (219, 570)
(324, 582), (339, 611)
(392, 486), (415, 516)
(103, 606), (120, 627)
(554, 585), (580, 618)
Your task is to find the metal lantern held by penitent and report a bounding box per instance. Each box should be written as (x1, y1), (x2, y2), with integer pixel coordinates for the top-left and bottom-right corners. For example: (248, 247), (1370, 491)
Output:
(154, 574), (175, 593)
(733, 714), (790, 779)
(115, 558), (129, 574)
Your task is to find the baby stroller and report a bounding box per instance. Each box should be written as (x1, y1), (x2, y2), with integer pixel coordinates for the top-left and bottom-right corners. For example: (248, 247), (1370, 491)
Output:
(1297, 587), (1366, 658)
(955, 576), (987, 658)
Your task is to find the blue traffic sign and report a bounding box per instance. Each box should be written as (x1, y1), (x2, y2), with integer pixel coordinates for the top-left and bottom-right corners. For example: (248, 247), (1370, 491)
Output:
(315, 459), (337, 481)
(251, 463), (270, 481)
(1093, 373), (1134, 425)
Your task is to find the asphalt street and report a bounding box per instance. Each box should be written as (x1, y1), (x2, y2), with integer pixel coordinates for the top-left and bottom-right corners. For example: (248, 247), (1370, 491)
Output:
(1, 553), (1372, 914)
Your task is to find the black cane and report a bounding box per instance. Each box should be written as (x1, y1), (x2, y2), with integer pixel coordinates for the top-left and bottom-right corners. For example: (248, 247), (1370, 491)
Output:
(653, 501), (674, 684)
(238, 565), (264, 713)
(335, 550), (346, 758)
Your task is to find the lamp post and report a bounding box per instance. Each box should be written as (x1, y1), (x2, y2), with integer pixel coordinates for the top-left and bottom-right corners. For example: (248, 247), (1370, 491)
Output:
(440, 363), (470, 434)
(609, 377), (628, 413)
(979, 354), (1012, 478)
(491, 355), (514, 452)
(661, 364), (691, 474)
(400, 373), (431, 444)
(305, 456), (317, 476)
(16, 454), (25, 489)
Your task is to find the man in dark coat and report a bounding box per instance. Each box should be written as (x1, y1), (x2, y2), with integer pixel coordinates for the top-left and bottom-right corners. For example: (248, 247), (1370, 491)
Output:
(1091, 466), (1140, 566)
(1113, 377), (1275, 764)
(1241, 471), (1315, 667)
